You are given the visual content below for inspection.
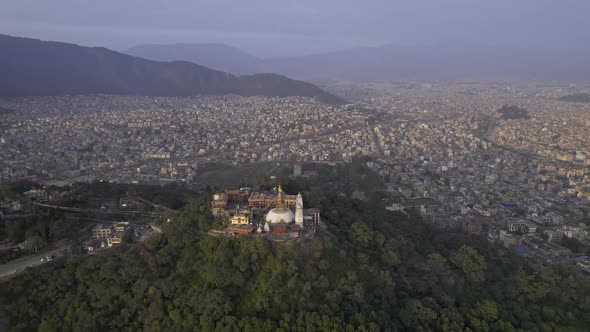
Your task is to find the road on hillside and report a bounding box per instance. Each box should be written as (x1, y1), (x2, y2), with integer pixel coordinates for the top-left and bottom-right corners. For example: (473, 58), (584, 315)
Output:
(0, 247), (67, 279)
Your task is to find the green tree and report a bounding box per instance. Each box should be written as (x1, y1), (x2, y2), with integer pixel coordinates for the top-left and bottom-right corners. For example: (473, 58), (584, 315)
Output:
(426, 252), (449, 272)
(144, 233), (167, 251)
(350, 222), (374, 248)
(449, 245), (486, 282)
(24, 235), (46, 252)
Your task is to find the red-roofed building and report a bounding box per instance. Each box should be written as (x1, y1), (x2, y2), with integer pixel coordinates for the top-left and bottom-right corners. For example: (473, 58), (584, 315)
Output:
(227, 225), (256, 236)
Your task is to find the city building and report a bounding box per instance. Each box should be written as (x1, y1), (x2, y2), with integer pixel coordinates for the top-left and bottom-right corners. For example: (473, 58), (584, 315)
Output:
(92, 225), (112, 239)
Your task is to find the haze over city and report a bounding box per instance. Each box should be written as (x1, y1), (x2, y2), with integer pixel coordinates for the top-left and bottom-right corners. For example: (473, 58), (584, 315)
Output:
(1, 2), (589, 331)
(1, 0), (590, 56)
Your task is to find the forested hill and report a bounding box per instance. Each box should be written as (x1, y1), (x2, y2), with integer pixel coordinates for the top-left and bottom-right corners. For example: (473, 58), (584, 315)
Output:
(1, 162), (589, 331)
(0, 34), (343, 104)
(126, 43), (262, 75)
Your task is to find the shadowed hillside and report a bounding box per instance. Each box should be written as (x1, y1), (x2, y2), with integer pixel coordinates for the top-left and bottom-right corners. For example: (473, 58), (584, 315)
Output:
(0, 34), (343, 104)
(126, 43), (262, 75)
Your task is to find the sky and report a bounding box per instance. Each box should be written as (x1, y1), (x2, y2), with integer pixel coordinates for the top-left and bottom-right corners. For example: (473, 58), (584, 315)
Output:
(0, 0), (589, 57)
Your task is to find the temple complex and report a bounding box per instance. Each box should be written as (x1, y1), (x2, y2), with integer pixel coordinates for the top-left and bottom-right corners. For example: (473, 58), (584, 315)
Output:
(211, 185), (320, 238)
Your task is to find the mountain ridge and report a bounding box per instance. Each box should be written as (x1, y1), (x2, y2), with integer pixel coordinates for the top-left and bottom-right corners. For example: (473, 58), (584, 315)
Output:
(126, 43), (261, 75)
(0, 34), (343, 104)
(126, 42), (590, 83)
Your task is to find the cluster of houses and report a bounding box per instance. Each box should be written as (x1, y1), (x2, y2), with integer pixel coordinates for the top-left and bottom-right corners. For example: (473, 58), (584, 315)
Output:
(83, 222), (131, 252)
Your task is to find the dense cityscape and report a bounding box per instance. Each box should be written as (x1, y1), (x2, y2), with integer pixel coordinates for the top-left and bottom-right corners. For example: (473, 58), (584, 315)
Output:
(1, 82), (589, 275)
(2, 1), (590, 329)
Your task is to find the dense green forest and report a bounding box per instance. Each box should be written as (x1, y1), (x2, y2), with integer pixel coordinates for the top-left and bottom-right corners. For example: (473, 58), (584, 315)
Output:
(1, 165), (589, 331)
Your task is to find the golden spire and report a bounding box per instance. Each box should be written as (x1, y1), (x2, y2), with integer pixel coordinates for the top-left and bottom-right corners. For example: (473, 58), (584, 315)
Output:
(276, 184), (285, 209)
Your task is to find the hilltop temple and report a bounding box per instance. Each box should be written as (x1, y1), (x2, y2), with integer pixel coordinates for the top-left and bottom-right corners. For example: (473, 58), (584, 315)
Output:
(211, 184), (320, 237)
(265, 185), (302, 225)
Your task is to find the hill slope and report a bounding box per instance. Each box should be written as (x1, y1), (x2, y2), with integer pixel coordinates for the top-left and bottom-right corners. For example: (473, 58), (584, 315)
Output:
(0, 34), (342, 104)
(126, 43), (262, 75)
(1, 167), (589, 331)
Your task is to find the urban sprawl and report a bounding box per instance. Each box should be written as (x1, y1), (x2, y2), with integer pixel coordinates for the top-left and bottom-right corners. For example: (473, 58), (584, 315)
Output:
(1, 82), (589, 272)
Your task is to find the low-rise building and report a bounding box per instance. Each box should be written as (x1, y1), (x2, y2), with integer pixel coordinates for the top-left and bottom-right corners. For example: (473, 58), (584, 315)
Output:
(576, 257), (590, 274)
(92, 225), (112, 239)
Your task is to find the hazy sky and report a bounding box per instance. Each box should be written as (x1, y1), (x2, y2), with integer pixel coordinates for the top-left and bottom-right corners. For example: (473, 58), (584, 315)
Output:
(1, 0), (589, 57)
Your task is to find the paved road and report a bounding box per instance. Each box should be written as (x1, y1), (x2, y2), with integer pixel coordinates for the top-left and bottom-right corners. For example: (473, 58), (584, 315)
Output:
(0, 247), (66, 279)
(33, 202), (166, 217)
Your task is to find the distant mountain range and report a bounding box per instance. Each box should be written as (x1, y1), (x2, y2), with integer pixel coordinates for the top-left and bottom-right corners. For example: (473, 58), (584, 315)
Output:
(127, 43), (590, 83)
(126, 43), (261, 76)
(0, 34), (342, 104)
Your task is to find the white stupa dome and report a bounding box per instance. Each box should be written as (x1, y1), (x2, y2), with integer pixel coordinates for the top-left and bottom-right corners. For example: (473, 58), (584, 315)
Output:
(265, 207), (294, 224)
